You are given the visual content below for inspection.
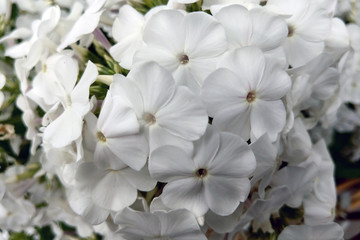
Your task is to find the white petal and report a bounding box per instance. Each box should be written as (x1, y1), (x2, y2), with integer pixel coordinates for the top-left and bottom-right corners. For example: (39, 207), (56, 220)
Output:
(148, 125), (194, 153)
(202, 68), (248, 116)
(111, 74), (144, 117)
(212, 102), (251, 141)
(115, 208), (161, 238)
(71, 61), (97, 105)
(162, 177), (208, 216)
(159, 209), (207, 239)
(284, 34), (324, 67)
(184, 11), (227, 58)
(250, 100), (286, 141)
(92, 171), (137, 211)
(193, 126), (220, 168)
(98, 95), (140, 138)
(67, 188), (109, 225)
(156, 86), (208, 141)
(214, 5), (252, 48)
(133, 46), (179, 73)
(256, 61), (291, 100)
(210, 132), (256, 178)
(43, 107), (83, 147)
(94, 142), (127, 170)
(218, 47), (266, 89)
(204, 176), (250, 216)
(106, 134), (148, 171)
(149, 145), (195, 182)
(57, 10), (103, 51)
(143, 10), (185, 54)
(121, 166), (157, 191)
(128, 62), (176, 114)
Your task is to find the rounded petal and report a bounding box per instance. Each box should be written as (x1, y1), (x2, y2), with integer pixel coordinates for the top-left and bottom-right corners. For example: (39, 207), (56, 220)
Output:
(149, 145), (195, 182)
(256, 61), (291, 100)
(143, 10), (185, 54)
(204, 176), (250, 216)
(162, 177), (208, 216)
(184, 11), (227, 58)
(106, 134), (148, 171)
(156, 87), (208, 141)
(218, 47), (266, 89)
(202, 67), (248, 115)
(210, 132), (256, 178)
(250, 100), (286, 141)
(92, 171), (137, 211)
(128, 62), (176, 114)
(67, 188), (109, 225)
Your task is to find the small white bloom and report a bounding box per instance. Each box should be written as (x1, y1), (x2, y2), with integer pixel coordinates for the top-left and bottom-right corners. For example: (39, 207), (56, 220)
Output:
(214, 5), (288, 65)
(111, 61), (208, 152)
(266, 0), (331, 67)
(202, 47), (291, 142)
(149, 127), (256, 216)
(134, 10), (228, 93)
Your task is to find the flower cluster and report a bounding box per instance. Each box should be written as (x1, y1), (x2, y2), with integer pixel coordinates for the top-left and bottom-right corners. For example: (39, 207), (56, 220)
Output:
(0, 0), (358, 239)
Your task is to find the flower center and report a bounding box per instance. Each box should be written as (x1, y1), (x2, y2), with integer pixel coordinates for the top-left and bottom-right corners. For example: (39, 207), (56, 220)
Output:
(97, 131), (106, 142)
(196, 168), (208, 178)
(143, 113), (156, 125)
(246, 91), (256, 103)
(287, 25), (295, 37)
(179, 54), (189, 65)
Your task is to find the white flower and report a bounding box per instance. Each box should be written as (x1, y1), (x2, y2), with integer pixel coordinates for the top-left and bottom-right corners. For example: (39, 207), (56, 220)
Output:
(114, 207), (207, 240)
(84, 89), (148, 171)
(149, 127), (256, 216)
(109, 4), (145, 69)
(214, 4), (288, 65)
(110, 61), (208, 152)
(57, 0), (106, 51)
(266, 0), (331, 67)
(202, 47), (291, 142)
(0, 6), (61, 60)
(278, 223), (344, 240)
(32, 56), (98, 148)
(134, 10), (228, 93)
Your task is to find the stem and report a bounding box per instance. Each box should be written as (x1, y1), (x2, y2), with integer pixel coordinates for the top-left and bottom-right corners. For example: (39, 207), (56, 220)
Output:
(97, 75), (113, 86)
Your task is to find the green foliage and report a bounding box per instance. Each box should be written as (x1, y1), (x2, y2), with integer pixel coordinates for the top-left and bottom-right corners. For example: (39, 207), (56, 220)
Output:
(9, 231), (33, 240)
(129, 0), (168, 14)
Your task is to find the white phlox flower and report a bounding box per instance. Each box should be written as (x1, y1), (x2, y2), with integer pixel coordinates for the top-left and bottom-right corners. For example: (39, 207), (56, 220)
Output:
(84, 89), (148, 171)
(27, 54), (98, 148)
(57, 0), (106, 51)
(110, 61), (208, 152)
(266, 0), (331, 67)
(0, 6), (61, 61)
(134, 10), (228, 93)
(214, 4), (288, 66)
(202, 46), (291, 142)
(110, 4), (146, 69)
(149, 126), (256, 217)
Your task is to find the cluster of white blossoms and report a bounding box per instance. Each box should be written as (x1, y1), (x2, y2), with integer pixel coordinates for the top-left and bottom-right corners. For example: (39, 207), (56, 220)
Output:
(0, 0), (359, 239)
